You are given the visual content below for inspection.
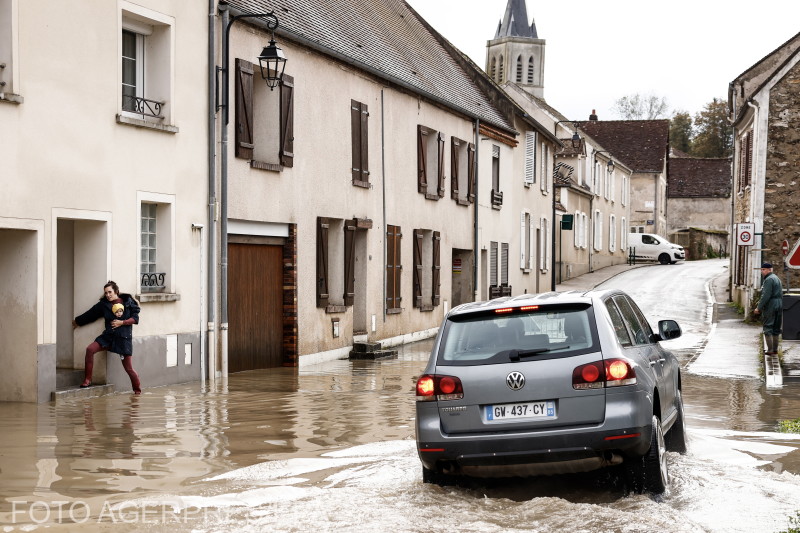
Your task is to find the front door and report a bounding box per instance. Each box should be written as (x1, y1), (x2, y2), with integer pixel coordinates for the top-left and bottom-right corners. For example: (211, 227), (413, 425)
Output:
(229, 243), (283, 372)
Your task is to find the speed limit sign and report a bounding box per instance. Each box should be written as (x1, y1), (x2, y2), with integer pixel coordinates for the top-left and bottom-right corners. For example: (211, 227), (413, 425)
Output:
(737, 223), (755, 246)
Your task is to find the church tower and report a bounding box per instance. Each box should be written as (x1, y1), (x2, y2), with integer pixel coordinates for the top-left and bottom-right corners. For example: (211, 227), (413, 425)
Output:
(486, 0), (545, 98)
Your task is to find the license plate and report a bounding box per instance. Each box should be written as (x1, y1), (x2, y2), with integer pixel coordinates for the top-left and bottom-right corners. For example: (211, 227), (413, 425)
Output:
(485, 401), (555, 421)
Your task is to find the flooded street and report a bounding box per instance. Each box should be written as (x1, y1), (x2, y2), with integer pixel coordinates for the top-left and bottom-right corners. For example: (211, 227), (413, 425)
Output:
(2, 261), (800, 532)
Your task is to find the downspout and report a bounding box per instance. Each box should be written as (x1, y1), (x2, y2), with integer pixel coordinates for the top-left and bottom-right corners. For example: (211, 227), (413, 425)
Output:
(589, 194), (594, 273)
(206, 0), (217, 383)
(219, 5), (230, 378)
(747, 99), (762, 297)
(473, 118), (480, 302)
(381, 88), (387, 323)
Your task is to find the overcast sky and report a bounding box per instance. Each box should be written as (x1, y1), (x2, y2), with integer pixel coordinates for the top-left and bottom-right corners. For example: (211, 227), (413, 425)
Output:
(406, 0), (800, 122)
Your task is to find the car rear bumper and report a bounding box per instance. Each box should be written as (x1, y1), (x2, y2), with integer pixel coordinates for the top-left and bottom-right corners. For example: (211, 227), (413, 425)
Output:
(416, 390), (653, 477)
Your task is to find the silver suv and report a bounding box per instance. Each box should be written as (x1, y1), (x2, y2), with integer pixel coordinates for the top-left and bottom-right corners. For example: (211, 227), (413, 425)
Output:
(415, 289), (686, 494)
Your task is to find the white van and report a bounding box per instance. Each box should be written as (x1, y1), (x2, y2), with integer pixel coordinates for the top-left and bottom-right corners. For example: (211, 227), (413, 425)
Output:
(628, 233), (685, 264)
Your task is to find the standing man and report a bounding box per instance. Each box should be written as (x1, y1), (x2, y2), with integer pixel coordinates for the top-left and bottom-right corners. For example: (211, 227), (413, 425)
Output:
(754, 262), (783, 355)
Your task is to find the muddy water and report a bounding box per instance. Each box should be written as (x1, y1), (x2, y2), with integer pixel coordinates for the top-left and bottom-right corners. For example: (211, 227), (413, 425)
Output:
(1, 339), (799, 532)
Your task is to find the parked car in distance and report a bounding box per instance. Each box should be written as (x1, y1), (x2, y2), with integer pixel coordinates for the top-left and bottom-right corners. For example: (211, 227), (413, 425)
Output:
(628, 233), (685, 264)
(415, 289), (686, 494)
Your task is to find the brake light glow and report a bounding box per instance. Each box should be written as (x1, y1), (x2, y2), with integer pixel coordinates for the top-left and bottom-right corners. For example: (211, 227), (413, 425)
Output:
(519, 305), (539, 311)
(415, 374), (464, 401)
(495, 307), (513, 314)
(573, 358), (636, 390)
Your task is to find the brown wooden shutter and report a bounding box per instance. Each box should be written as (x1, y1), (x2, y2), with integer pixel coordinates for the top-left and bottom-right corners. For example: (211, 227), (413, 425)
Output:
(432, 231), (441, 306)
(437, 132), (446, 198)
(235, 58), (254, 160)
(451, 138), (460, 200)
(344, 220), (356, 306)
(316, 217), (329, 307)
(280, 73), (295, 167)
(417, 126), (428, 193)
(386, 225), (402, 310)
(413, 229), (423, 307)
(360, 103), (369, 182)
(350, 101), (370, 184)
(745, 130), (753, 187)
(467, 142), (476, 203)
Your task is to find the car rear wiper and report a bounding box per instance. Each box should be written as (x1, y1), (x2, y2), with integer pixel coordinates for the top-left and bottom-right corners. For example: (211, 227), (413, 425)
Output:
(509, 344), (571, 361)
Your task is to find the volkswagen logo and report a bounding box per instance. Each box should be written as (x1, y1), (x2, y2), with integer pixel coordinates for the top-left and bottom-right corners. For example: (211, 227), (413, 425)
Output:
(506, 371), (525, 391)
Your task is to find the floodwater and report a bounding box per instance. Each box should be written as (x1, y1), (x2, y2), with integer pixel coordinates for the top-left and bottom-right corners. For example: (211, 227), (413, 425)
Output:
(2, 263), (800, 532)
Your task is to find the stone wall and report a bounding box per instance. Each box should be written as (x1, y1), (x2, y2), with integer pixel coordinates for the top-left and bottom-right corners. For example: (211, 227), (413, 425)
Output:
(764, 60), (800, 287)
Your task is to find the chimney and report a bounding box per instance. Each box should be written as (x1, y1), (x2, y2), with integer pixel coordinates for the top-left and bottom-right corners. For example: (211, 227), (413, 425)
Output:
(589, 109), (598, 121)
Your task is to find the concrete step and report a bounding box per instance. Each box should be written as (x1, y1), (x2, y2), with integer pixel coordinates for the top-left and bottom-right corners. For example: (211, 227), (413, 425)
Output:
(351, 341), (382, 353)
(56, 368), (85, 389)
(52, 384), (115, 402)
(349, 348), (398, 360)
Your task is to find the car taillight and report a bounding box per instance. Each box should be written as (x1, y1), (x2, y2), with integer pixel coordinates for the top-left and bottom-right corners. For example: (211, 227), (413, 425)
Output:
(572, 358), (636, 390)
(416, 374), (464, 401)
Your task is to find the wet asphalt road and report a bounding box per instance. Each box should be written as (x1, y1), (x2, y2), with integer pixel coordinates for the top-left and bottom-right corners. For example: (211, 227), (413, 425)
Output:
(2, 260), (800, 532)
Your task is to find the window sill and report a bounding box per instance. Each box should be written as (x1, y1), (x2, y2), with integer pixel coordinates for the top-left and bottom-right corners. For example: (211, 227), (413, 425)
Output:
(386, 308), (402, 315)
(116, 114), (179, 134)
(137, 292), (181, 303)
(456, 198), (470, 206)
(0, 93), (24, 104)
(424, 193), (441, 201)
(417, 304), (435, 312)
(325, 305), (347, 314)
(352, 179), (371, 189)
(251, 160), (283, 172)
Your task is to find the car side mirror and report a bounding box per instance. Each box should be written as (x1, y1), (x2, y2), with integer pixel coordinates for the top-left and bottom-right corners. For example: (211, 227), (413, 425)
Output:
(657, 319), (681, 341)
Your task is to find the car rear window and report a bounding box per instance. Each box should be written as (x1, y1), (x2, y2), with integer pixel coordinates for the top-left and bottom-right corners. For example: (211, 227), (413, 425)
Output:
(437, 305), (598, 366)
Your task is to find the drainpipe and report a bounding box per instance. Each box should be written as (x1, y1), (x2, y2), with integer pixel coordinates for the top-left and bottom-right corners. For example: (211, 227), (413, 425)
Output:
(381, 88), (387, 323)
(747, 99), (762, 298)
(589, 194), (594, 273)
(473, 118), (480, 302)
(193, 224), (205, 384)
(219, 5), (230, 378)
(206, 0), (217, 383)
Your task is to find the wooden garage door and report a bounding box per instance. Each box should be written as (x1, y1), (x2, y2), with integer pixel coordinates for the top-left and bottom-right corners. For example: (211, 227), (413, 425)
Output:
(229, 243), (283, 372)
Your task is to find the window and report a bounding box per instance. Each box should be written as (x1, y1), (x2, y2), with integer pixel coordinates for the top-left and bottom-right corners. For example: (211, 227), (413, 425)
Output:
(515, 56), (523, 82)
(489, 241), (510, 297)
(539, 217), (550, 272)
(520, 211), (534, 271)
(491, 145), (503, 207)
(593, 161), (600, 195)
(609, 215), (617, 252)
(119, 3), (174, 126)
(631, 225), (644, 234)
(490, 57), (497, 81)
(574, 211), (581, 248)
(351, 100), (369, 187)
(593, 210), (603, 251)
(527, 57), (534, 84)
(317, 217), (356, 309)
(613, 295), (653, 345)
(138, 192), (175, 296)
(490, 241), (498, 288)
(412, 229), (440, 309)
(621, 174), (628, 206)
(498, 56), (504, 82)
(605, 299), (632, 347)
(621, 218), (627, 250)
(0, 0), (21, 103)
(451, 137), (475, 204)
(417, 125), (445, 200)
(524, 132), (536, 185)
(738, 130), (753, 191)
(609, 168), (616, 202)
(235, 58), (294, 170)
(386, 225), (402, 313)
(540, 142), (550, 193)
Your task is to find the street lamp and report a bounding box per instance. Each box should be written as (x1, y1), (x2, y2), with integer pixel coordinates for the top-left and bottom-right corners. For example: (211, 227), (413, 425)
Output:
(554, 120), (582, 149)
(216, 6), (288, 376)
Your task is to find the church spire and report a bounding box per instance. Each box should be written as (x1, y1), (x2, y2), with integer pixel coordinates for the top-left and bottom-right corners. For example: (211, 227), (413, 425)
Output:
(495, 0), (537, 39)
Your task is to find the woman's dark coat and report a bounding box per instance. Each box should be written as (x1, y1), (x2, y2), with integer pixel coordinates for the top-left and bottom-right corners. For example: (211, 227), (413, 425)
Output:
(75, 293), (140, 356)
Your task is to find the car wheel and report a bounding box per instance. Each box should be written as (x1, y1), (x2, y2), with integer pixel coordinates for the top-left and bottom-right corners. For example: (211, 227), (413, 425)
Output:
(658, 253), (670, 265)
(422, 465), (452, 486)
(665, 391), (687, 454)
(626, 415), (668, 494)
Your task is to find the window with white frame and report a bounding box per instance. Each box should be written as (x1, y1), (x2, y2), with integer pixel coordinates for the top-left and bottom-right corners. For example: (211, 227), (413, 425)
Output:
(0, 0), (20, 101)
(582, 212), (589, 248)
(631, 225), (644, 234)
(574, 211), (581, 248)
(540, 142), (550, 193)
(524, 132), (536, 185)
(520, 211), (534, 271)
(621, 174), (628, 206)
(609, 168), (616, 202)
(621, 218), (627, 250)
(609, 215), (617, 252)
(539, 217), (550, 272)
(593, 210), (603, 251)
(138, 193), (174, 295)
(120, 3), (174, 125)
(593, 161), (600, 196)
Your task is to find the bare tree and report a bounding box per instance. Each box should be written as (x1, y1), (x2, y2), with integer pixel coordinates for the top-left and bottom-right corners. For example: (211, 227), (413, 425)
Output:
(612, 93), (670, 120)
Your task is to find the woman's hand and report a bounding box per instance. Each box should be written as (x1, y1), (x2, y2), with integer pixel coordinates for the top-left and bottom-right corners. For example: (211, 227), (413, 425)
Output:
(111, 319), (123, 329)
